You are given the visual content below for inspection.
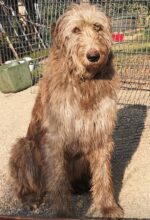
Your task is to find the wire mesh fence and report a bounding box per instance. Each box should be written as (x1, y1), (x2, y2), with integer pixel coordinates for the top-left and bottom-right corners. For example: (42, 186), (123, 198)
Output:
(0, 0), (150, 105)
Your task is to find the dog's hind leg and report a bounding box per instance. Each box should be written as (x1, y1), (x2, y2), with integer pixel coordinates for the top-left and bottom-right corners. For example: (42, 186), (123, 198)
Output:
(9, 137), (45, 209)
(9, 93), (46, 208)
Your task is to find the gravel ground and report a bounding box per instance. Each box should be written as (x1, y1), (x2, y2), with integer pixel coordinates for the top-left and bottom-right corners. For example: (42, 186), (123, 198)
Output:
(0, 85), (150, 218)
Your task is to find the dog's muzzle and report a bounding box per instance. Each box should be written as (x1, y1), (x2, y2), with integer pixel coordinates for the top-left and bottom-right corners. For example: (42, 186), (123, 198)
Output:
(86, 49), (100, 63)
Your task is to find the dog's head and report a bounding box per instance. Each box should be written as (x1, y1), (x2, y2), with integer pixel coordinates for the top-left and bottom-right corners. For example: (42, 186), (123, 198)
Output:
(52, 4), (113, 79)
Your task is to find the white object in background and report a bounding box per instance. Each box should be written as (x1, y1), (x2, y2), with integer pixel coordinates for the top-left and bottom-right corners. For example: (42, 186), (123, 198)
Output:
(23, 57), (34, 71)
(29, 63), (34, 72)
(23, 57), (32, 62)
(5, 60), (18, 66)
(19, 60), (25, 64)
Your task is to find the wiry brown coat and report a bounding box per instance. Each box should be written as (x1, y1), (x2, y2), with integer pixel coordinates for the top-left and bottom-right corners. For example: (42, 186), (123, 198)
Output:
(9, 3), (123, 218)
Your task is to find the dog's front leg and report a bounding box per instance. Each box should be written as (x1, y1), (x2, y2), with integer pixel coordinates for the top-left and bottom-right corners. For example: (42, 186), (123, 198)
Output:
(87, 142), (123, 218)
(44, 140), (72, 218)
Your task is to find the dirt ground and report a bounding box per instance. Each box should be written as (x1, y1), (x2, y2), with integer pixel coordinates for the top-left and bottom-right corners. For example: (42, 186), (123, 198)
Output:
(0, 85), (150, 218)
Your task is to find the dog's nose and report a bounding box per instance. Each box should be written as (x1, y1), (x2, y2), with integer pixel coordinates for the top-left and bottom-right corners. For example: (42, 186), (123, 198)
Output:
(86, 49), (100, 62)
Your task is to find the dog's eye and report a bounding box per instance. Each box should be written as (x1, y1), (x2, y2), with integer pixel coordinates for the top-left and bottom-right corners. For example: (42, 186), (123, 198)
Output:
(93, 23), (103, 32)
(72, 27), (81, 34)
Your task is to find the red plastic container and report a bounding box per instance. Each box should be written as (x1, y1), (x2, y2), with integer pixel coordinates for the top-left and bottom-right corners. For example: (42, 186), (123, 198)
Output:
(112, 33), (124, 42)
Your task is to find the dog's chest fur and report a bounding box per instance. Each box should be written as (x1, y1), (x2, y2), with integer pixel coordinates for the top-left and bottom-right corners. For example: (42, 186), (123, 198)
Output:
(61, 95), (116, 142)
(44, 80), (117, 150)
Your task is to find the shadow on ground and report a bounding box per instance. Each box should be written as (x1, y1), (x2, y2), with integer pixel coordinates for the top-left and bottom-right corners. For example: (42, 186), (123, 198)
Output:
(112, 104), (147, 200)
(72, 104), (148, 217)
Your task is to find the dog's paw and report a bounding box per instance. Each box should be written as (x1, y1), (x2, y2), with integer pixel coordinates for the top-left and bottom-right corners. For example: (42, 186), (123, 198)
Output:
(22, 200), (41, 211)
(86, 204), (124, 218)
(86, 206), (103, 218)
(51, 209), (74, 218)
(101, 205), (124, 218)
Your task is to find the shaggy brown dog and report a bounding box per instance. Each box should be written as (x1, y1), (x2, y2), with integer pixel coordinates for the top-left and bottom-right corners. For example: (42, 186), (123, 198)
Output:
(9, 3), (123, 218)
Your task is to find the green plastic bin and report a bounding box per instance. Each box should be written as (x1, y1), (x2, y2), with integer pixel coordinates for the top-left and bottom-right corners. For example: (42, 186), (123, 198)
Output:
(0, 61), (32, 93)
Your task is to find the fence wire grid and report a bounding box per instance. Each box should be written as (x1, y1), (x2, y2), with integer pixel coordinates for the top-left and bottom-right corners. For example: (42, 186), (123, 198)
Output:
(0, 0), (150, 105)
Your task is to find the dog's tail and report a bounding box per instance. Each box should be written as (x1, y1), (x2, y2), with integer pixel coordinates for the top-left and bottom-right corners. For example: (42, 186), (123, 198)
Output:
(9, 137), (44, 205)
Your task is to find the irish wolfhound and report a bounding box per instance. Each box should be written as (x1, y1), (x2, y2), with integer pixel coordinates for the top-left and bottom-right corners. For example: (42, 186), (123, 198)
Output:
(9, 3), (123, 218)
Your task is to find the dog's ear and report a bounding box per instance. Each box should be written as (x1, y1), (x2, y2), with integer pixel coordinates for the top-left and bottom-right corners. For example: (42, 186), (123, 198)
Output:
(51, 16), (64, 40)
(106, 50), (114, 66)
(50, 16), (65, 48)
(108, 51), (114, 61)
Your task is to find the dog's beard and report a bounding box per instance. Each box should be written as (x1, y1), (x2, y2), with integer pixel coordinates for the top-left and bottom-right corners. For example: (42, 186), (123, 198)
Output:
(66, 43), (110, 80)
(78, 56), (109, 80)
